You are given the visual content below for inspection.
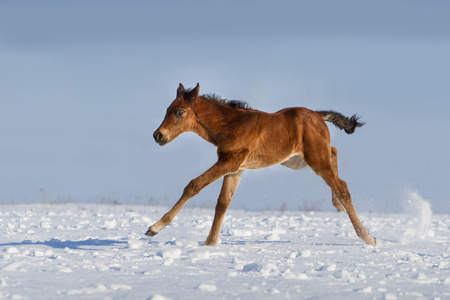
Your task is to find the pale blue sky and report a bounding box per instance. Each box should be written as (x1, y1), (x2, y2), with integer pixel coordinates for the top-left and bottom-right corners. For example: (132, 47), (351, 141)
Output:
(1, 1), (449, 213)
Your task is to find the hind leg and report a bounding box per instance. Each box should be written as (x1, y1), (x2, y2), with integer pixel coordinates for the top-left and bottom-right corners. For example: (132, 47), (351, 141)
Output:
(331, 147), (346, 212)
(321, 170), (376, 245)
(305, 146), (376, 246)
(331, 176), (376, 245)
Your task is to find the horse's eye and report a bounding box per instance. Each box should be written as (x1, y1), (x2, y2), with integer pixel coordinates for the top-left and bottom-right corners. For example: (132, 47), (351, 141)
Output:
(176, 110), (185, 118)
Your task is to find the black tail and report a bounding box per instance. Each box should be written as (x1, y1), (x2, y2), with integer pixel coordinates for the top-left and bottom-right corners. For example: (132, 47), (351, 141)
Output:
(316, 110), (365, 134)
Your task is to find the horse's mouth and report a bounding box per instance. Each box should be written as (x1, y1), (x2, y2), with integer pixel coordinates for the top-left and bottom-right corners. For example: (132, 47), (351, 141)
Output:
(156, 138), (168, 146)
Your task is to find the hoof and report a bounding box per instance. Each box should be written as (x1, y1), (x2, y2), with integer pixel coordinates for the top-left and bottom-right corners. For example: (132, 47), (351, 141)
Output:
(145, 228), (158, 237)
(366, 236), (378, 247)
(373, 237), (381, 247)
(203, 241), (217, 247)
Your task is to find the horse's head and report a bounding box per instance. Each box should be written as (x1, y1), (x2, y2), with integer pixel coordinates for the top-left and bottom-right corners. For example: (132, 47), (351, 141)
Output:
(153, 83), (199, 146)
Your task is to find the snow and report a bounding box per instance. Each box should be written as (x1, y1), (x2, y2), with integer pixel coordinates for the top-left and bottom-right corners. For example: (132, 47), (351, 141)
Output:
(1, 200), (449, 299)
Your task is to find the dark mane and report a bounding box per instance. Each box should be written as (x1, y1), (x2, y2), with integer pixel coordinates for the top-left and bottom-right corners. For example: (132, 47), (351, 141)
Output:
(201, 93), (252, 110)
(183, 87), (252, 110)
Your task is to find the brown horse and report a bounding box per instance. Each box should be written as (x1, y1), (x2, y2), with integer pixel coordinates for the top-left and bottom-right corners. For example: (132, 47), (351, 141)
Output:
(146, 83), (377, 246)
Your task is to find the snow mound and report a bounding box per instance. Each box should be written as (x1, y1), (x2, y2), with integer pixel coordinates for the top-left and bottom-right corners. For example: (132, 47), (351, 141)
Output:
(197, 283), (217, 292)
(157, 248), (182, 259)
(149, 295), (171, 300)
(227, 228), (252, 237)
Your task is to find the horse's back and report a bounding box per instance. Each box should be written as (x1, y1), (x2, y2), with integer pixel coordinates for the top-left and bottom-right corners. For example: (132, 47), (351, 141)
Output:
(272, 106), (329, 134)
(274, 106), (322, 122)
(272, 106), (331, 151)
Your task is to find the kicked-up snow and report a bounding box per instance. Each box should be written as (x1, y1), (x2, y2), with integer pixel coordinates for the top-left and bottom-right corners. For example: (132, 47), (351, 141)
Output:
(1, 201), (449, 299)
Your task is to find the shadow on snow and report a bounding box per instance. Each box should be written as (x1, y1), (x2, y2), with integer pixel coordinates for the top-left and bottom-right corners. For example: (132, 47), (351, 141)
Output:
(0, 238), (128, 250)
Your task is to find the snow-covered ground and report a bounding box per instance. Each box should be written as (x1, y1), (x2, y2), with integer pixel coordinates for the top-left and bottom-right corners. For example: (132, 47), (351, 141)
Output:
(1, 198), (449, 299)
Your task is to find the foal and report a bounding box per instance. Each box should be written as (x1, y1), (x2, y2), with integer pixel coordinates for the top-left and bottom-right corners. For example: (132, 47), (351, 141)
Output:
(147, 83), (377, 246)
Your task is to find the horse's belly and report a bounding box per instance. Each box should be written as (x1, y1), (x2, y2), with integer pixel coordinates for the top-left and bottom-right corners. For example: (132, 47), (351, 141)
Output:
(280, 155), (308, 170)
(240, 153), (307, 170)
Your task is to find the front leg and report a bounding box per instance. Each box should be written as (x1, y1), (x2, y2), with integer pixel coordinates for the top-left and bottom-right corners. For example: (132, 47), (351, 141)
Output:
(145, 150), (249, 237)
(204, 170), (243, 246)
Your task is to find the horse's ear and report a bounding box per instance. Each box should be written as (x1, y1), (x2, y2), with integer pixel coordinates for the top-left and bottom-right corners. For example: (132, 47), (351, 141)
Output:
(192, 83), (200, 98)
(177, 83), (185, 98)
(185, 83), (200, 103)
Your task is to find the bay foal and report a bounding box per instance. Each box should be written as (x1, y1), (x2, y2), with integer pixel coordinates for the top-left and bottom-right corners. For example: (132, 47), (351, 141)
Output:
(146, 83), (376, 246)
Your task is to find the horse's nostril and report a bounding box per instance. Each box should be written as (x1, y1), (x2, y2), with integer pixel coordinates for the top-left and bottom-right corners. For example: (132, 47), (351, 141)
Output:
(153, 131), (160, 141)
(154, 131), (164, 143)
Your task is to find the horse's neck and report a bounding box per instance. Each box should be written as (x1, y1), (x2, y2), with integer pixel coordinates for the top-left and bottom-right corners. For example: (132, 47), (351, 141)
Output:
(192, 98), (239, 145)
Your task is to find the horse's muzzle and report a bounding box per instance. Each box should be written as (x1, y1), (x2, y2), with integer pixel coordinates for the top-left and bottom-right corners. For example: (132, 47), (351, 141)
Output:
(153, 130), (168, 146)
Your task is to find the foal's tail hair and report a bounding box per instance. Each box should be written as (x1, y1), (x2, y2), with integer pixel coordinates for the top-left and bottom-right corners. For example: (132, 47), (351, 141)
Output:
(316, 110), (365, 134)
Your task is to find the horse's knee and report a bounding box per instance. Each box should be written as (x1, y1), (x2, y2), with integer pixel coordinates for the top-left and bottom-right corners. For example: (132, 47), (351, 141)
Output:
(215, 200), (230, 215)
(184, 180), (202, 198)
